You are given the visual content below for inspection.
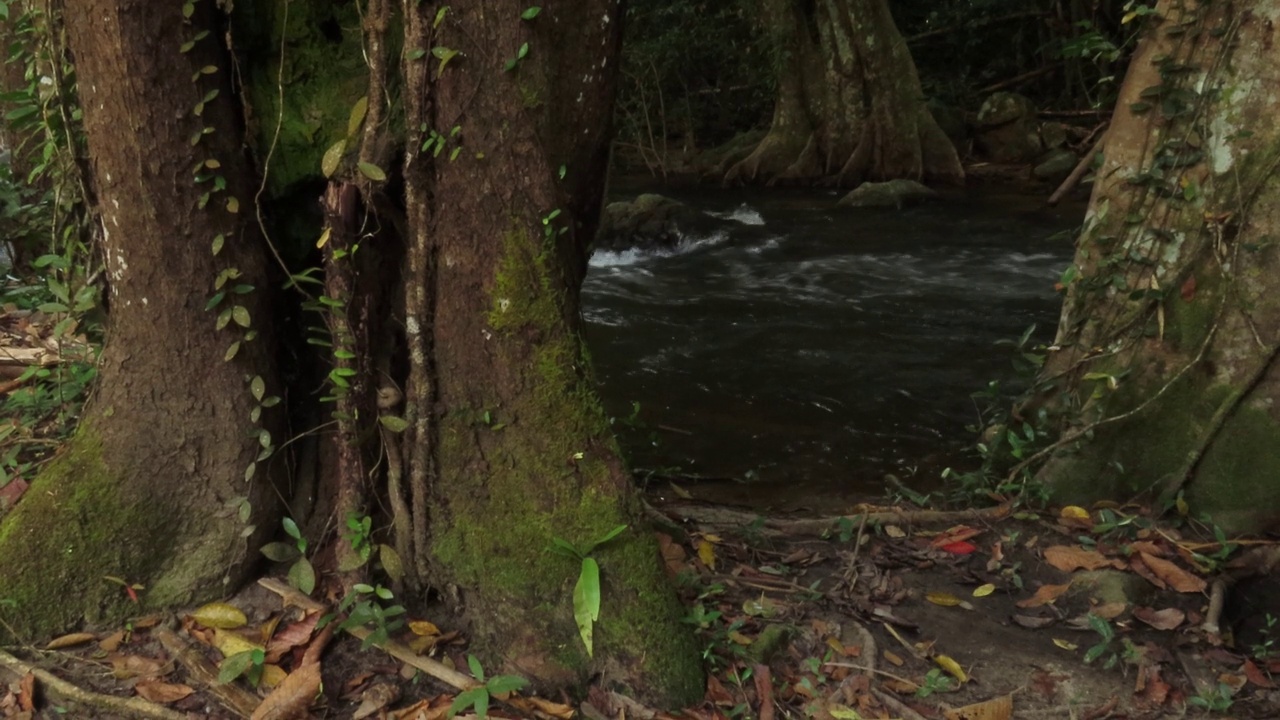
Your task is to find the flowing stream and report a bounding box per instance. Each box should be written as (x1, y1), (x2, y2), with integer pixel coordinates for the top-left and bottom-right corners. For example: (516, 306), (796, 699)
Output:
(582, 186), (1084, 510)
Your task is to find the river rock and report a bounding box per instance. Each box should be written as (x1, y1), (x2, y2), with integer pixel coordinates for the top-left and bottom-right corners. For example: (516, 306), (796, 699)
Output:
(595, 194), (711, 252)
(1033, 148), (1078, 182)
(975, 91), (1043, 163)
(837, 179), (938, 209)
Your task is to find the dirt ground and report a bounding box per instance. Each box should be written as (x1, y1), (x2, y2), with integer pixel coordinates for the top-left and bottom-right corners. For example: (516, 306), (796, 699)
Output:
(2, 492), (1278, 720)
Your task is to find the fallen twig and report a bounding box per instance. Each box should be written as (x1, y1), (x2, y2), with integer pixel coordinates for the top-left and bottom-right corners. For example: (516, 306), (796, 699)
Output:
(153, 624), (260, 719)
(657, 503), (1012, 538)
(0, 648), (187, 720)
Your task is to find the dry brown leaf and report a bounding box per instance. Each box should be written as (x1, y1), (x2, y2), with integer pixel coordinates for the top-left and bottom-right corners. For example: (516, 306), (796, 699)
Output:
(526, 696), (576, 720)
(1015, 583), (1071, 609)
(1012, 614), (1055, 629)
(656, 533), (687, 576)
(1043, 545), (1117, 572)
(45, 632), (96, 650)
(1244, 659), (1274, 689)
(944, 693), (1013, 720)
(18, 672), (34, 712)
(1091, 602), (1128, 620)
(1138, 552), (1206, 593)
(265, 613), (319, 662)
(1132, 606), (1185, 630)
(251, 661), (321, 720)
(109, 654), (170, 680)
(98, 630), (126, 653)
(353, 681), (401, 720)
(134, 680), (194, 704)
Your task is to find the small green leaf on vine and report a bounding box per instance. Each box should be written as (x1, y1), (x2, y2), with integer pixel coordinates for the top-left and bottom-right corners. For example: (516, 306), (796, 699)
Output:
(380, 415), (410, 433)
(250, 376), (266, 402)
(182, 2), (194, 18)
(521, 6), (541, 20)
(226, 196), (240, 213)
(180, 40), (195, 53)
(407, 48), (426, 60)
(322, 139), (346, 178)
(212, 233), (225, 255)
(358, 162), (387, 182)
(232, 305), (251, 328)
(225, 341), (241, 362)
(348, 96), (369, 138)
(433, 6), (449, 27)
(432, 47), (461, 77)
(316, 227), (332, 249)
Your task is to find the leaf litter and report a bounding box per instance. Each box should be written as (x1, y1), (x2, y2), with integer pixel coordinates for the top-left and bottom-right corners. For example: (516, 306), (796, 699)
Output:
(2, 496), (1279, 718)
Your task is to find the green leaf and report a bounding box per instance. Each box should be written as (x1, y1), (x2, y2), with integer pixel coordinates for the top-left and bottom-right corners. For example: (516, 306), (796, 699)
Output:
(224, 341), (241, 362)
(485, 675), (528, 695)
(520, 6), (541, 20)
(379, 415), (410, 433)
(433, 6), (449, 28)
(517, 42), (529, 60)
(322, 138), (347, 178)
(212, 233), (226, 255)
(407, 48), (427, 60)
(347, 96), (369, 138)
(289, 558), (316, 595)
(467, 654), (485, 682)
(573, 557), (601, 656)
(260, 542), (300, 562)
(378, 544), (405, 583)
(358, 162), (387, 182)
(217, 650), (255, 684)
(182, 2), (195, 19)
(448, 688), (488, 720)
(431, 46), (460, 77)
(548, 536), (581, 558)
(232, 305), (251, 328)
(226, 196), (240, 214)
(250, 375), (266, 402)
(583, 524), (627, 554)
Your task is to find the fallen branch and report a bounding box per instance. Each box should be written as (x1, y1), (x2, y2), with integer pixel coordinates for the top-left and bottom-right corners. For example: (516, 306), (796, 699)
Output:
(656, 503), (1012, 538)
(153, 625), (260, 719)
(0, 648), (187, 720)
(1048, 129), (1107, 206)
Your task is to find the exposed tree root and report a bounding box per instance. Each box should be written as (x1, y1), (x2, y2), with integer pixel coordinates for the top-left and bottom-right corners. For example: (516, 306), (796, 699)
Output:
(0, 649), (187, 720)
(153, 625), (260, 719)
(724, 129), (811, 186)
(654, 502), (1013, 538)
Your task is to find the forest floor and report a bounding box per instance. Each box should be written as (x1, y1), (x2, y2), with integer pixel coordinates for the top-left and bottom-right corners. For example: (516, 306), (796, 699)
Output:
(3, 486), (1280, 720)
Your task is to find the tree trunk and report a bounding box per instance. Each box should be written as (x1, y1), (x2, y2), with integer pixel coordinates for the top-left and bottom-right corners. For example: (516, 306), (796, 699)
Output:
(0, 0), (282, 638)
(398, 1), (702, 705)
(726, 0), (963, 187)
(1028, 0), (1280, 533)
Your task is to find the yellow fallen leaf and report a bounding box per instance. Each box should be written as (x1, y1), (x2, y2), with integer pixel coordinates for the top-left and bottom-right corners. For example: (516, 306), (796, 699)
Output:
(828, 703), (864, 719)
(260, 664), (288, 689)
(47, 632), (96, 650)
(192, 602), (248, 630)
(927, 591), (962, 607)
(728, 630), (753, 646)
(697, 539), (716, 570)
(973, 584), (996, 598)
(934, 654), (968, 684)
(703, 533), (722, 543)
(1060, 506), (1090, 520)
(884, 524), (906, 538)
(409, 620), (441, 636)
(882, 650), (904, 667)
(1053, 638), (1078, 651)
(213, 628), (263, 658)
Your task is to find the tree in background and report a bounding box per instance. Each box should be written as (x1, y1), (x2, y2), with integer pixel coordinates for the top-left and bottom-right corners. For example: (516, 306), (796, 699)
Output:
(719, 0), (964, 187)
(1022, 0), (1280, 532)
(0, 0), (702, 704)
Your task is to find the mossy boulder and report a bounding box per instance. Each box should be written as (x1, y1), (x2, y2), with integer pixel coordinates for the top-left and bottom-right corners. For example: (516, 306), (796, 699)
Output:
(837, 179), (938, 209)
(975, 92), (1043, 163)
(595, 194), (717, 253)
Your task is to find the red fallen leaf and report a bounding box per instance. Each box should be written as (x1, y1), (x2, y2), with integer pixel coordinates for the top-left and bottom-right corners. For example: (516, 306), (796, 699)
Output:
(706, 674), (734, 706)
(1181, 275), (1197, 301)
(0, 478), (29, 509)
(19, 672), (34, 712)
(940, 541), (977, 555)
(1244, 659), (1275, 688)
(1135, 665), (1170, 707)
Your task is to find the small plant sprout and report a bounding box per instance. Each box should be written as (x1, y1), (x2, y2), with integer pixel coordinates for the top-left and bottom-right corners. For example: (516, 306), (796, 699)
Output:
(448, 655), (529, 720)
(548, 524), (628, 657)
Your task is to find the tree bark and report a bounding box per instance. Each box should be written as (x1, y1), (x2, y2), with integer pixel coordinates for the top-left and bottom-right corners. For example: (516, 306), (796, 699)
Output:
(398, 1), (702, 704)
(1028, 0), (1280, 533)
(0, 0), (282, 638)
(726, 0), (964, 187)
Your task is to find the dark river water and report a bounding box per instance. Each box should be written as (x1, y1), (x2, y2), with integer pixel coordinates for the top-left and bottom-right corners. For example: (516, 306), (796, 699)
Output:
(581, 186), (1084, 510)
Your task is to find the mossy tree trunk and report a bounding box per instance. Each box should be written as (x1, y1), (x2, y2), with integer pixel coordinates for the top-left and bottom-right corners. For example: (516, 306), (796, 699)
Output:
(0, 0), (283, 638)
(725, 0), (963, 187)
(399, 2), (703, 704)
(1027, 0), (1280, 533)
